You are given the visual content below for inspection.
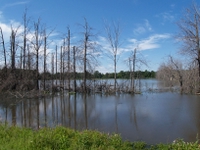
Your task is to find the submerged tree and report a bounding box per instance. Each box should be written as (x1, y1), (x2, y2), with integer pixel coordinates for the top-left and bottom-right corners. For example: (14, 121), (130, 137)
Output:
(104, 21), (122, 92)
(79, 18), (99, 93)
(31, 18), (45, 90)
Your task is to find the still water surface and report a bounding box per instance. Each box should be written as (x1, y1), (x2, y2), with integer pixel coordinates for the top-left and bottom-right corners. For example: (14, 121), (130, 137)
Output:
(0, 79), (199, 144)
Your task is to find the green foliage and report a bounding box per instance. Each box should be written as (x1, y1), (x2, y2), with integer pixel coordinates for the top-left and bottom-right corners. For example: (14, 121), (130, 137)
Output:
(0, 124), (200, 150)
(133, 141), (146, 149)
(99, 70), (156, 79)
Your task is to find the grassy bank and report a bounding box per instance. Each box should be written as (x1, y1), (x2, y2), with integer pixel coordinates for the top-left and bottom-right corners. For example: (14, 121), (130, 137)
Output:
(0, 125), (199, 150)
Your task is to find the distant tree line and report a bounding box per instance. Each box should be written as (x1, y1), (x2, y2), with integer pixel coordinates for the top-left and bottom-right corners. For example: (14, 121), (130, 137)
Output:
(93, 70), (155, 79)
(19, 69), (156, 80)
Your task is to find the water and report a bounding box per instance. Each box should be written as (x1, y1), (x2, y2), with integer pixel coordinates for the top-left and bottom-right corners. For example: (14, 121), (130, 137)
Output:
(0, 79), (199, 144)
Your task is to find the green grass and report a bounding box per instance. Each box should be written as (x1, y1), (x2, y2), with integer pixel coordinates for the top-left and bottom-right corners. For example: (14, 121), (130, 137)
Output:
(0, 124), (200, 150)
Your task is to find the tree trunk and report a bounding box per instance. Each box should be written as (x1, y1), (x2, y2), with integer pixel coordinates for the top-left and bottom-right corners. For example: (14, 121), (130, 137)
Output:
(83, 34), (87, 92)
(132, 48), (136, 93)
(67, 29), (71, 91)
(114, 54), (117, 92)
(60, 46), (63, 89)
(0, 27), (7, 71)
(73, 46), (76, 92)
(56, 45), (58, 86)
(43, 36), (46, 90)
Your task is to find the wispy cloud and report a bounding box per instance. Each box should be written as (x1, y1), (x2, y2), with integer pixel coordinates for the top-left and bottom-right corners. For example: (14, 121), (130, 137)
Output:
(2, 1), (29, 9)
(127, 34), (171, 51)
(156, 11), (175, 25)
(133, 19), (152, 35)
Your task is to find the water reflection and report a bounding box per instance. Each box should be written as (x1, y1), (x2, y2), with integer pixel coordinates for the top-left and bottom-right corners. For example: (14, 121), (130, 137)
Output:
(0, 87), (200, 144)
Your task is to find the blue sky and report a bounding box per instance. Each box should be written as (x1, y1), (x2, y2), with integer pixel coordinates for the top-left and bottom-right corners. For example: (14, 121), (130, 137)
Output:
(0, 0), (195, 73)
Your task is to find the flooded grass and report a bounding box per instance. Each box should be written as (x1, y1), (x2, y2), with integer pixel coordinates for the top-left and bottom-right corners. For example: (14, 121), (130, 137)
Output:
(0, 124), (200, 150)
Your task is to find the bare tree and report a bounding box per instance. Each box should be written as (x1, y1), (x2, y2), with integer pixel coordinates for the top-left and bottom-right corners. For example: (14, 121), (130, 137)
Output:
(177, 3), (200, 92)
(104, 21), (121, 92)
(157, 56), (185, 92)
(55, 45), (58, 85)
(67, 28), (71, 91)
(31, 18), (45, 90)
(168, 55), (183, 93)
(22, 8), (30, 70)
(60, 46), (63, 89)
(79, 18), (99, 92)
(51, 52), (54, 89)
(10, 26), (19, 71)
(73, 46), (77, 92)
(43, 35), (47, 90)
(0, 27), (7, 71)
(130, 48), (136, 93)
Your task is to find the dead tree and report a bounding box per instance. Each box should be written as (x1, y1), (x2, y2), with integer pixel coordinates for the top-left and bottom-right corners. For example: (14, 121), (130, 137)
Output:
(83, 20), (89, 92)
(73, 46), (77, 92)
(104, 21), (122, 92)
(43, 36), (47, 90)
(10, 27), (19, 72)
(60, 46), (63, 89)
(67, 28), (71, 91)
(51, 52), (54, 89)
(80, 18), (99, 93)
(0, 27), (7, 70)
(22, 8), (30, 70)
(177, 3), (200, 92)
(62, 39), (66, 89)
(31, 18), (44, 90)
(131, 48), (136, 92)
(55, 45), (58, 85)
(168, 55), (183, 93)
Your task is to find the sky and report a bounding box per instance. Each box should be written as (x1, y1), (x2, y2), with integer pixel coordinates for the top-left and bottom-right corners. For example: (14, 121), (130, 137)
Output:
(0, 0), (196, 73)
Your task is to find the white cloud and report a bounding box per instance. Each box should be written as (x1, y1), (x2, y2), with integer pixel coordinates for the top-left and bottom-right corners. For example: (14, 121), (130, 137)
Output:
(133, 19), (152, 35)
(127, 34), (171, 51)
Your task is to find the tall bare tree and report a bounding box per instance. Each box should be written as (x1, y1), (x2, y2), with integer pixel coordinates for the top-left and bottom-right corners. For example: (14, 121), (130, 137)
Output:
(79, 18), (99, 92)
(43, 35), (47, 90)
(67, 28), (71, 91)
(177, 3), (200, 92)
(55, 45), (58, 85)
(22, 8), (30, 70)
(60, 46), (63, 89)
(31, 18), (45, 90)
(104, 21), (121, 92)
(10, 27), (19, 71)
(51, 52), (54, 89)
(73, 46), (77, 92)
(0, 27), (7, 70)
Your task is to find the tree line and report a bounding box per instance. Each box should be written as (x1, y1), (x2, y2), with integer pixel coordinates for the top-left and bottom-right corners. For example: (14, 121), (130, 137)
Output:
(93, 70), (155, 79)
(37, 70), (156, 80)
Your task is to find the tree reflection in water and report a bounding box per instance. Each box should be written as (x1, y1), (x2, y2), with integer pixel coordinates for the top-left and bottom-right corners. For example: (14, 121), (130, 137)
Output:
(0, 90), (200, 144)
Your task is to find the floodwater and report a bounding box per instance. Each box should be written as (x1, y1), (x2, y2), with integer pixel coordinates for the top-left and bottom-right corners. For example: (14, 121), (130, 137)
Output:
(0, 79), (199, 144)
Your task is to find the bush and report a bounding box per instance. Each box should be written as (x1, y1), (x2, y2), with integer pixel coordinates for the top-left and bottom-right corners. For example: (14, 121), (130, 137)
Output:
(0, 124), (200, 150)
